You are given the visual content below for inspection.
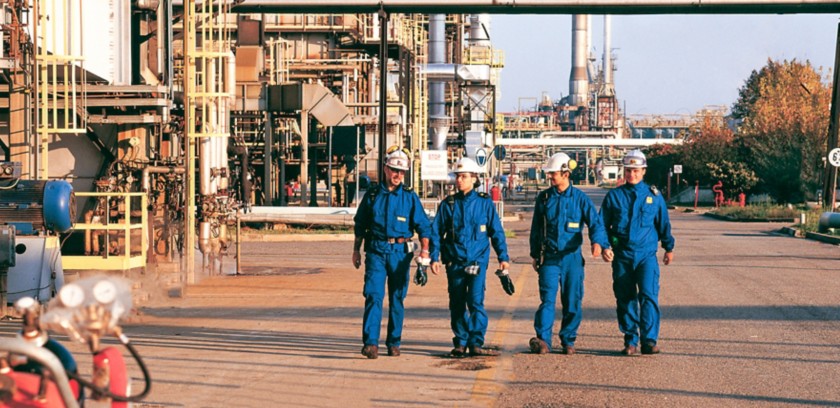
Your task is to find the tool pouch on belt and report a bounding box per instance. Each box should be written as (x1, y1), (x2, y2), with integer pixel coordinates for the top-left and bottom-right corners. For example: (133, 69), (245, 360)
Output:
(609, 235), (622, 251)
(496, 269), (515, 296)
(464, 263), (480, 276)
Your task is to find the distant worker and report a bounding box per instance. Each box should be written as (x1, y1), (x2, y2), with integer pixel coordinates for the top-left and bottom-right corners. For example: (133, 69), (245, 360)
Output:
(529, 153), (610, 355)
(352, 146), (432, 359)
(490, 183), (502, 202)
(284, 182), (294, 205)
(430, 157), (512, 357)
(600, 149), (675, 356)
(331, 154), (347, 206)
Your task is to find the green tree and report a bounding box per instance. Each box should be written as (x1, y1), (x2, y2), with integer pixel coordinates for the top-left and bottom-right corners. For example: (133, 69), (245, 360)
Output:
(678, 115), (738, 187)
(643, 144), (678, 189)
(707, 161), (758, 199)
(734, 59), (831, 203)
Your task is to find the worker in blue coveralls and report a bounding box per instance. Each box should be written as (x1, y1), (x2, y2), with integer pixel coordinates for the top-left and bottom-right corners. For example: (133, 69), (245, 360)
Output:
(352, 146), (432, 360)
(430, 157), (512, 357)
(529, 152), (610, 355)
(600, 149), (675, 356)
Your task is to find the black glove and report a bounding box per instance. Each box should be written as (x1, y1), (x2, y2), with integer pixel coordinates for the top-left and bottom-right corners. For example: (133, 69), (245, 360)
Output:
(496, 269), (515, 296)
(413, 265), (428, 286)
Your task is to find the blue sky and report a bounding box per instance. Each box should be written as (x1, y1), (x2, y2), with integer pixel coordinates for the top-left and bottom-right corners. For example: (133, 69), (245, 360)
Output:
(491, 14), (840, 115)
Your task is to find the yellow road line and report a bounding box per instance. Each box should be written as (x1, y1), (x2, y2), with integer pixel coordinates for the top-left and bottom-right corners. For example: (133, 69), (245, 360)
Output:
(470, 264), (531, 406)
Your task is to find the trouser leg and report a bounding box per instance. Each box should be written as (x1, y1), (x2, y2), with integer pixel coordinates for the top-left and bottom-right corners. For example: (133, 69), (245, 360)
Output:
(466, 264), (488, 347)
(534, 260), (560, 348)
(637, 254), (661, 345)
(558, 252), (584, 348)
(447, 267), (469, 347)
(362, 253), (387, 346)
(385, 251), (411, 347)
(612, 258), (640, 347)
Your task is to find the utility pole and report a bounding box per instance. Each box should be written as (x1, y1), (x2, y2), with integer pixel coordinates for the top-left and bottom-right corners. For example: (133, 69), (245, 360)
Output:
(821, 23), (840, 209)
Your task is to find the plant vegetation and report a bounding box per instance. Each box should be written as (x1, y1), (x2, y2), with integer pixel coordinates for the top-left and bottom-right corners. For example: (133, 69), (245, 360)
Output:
(644, 59), (832, 204)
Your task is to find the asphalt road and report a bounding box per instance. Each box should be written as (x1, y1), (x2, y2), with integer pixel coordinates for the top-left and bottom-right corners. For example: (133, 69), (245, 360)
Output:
(3, 186), (839, 407)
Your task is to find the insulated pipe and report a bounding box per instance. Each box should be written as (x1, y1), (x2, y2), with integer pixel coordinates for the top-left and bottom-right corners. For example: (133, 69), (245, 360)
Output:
(569, 15), (588, 108)
(226, 51), (236, 109)
(157, 1), (165, 81)
(142, 166), (186, 192)
(469, 14), (491, 48)
(199, 221), (211, 254)
(428, 14), (447, 151)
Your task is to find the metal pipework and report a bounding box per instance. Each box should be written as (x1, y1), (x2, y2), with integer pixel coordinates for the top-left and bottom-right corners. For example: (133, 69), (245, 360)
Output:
(141, 166), (186, 192)
(428, 14), (447, 151)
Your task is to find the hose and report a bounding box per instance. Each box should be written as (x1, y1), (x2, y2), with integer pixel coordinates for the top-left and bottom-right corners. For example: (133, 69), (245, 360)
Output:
(66, 333), (151, 402)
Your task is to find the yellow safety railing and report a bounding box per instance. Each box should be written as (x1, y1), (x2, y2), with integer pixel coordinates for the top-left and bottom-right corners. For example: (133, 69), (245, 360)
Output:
(36, 0), (86, 180)
(63, 192), (147, 271)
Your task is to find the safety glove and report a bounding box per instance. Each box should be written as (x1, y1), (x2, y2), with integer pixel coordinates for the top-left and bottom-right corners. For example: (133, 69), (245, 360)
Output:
(413, 264), (428, 286)
(496, 269), (515, 296)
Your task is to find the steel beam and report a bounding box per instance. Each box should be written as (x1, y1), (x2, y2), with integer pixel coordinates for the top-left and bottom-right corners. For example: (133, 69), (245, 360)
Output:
(232, 1), (840, 14)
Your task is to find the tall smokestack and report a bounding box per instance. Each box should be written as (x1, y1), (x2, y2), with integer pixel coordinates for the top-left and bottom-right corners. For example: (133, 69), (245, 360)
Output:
(428, 14), (448, 151)
(603, 15), (615, 96)
(569, 15), (589, 107)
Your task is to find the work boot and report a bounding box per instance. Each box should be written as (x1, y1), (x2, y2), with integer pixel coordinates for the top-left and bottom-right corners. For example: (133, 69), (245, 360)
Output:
(529, 337), (549, 355)
(560, 345), (576, 355)
(620, 345), (638, 356)
(641, 342), (661, 355)
(449, 339), (467, 358)
(469, 345), (500, 357)
(361, 345), (379, 359)
(387, 346), (401, 357)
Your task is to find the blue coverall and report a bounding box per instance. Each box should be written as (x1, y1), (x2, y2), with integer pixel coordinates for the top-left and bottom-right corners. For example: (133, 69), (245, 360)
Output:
(530, 185), (609, 349)
(354, 183), (431, 349)
(430, 190), (509, 349)
(600, 181), (675, 348)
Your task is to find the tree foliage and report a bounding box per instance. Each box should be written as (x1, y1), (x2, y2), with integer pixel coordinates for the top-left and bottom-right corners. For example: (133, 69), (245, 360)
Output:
(707, 161), (758, 198)
(733, 59), (831, 202)
(678, 115), (738, 187)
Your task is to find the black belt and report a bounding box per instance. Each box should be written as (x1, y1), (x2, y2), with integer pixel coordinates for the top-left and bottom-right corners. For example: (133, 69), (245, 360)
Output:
(385, 237), (410, 244)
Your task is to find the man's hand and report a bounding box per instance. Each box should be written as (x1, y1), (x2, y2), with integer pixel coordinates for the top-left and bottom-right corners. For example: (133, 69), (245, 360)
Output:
(415, 255), (431, 267)
(352, 251), (362, 269)
(500, 261), (510, 271)
(591, 243), (602, 258)
(602, 248), (614, 263)
(431, 261), (442, 275)
(663, 251), (674, 265)
(531, 258), (540, 272)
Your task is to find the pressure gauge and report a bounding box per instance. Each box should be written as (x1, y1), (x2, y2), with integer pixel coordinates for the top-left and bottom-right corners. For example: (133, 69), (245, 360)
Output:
(92, 280), (118, 304)
(59, 284), (85, 308)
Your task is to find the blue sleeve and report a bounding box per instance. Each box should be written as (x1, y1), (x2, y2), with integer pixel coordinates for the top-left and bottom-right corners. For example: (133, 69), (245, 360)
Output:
(354, 191), (372, 238)
(429, 201), (446, 262)
(487, 200), (510, 262)
(599, 191), (615, 237)
(656, 195), (675, 251)
(582, 193), (610, 248)
(529, 192), (544, 259)
(410, 193), (432, 239)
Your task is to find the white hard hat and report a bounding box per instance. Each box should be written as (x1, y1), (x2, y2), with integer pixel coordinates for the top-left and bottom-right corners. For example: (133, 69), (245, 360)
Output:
(623, 149), (647, 168)
(385, 147), (411, 171)
(453, 157), (483, 174)
(543, 153), (577, 173)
